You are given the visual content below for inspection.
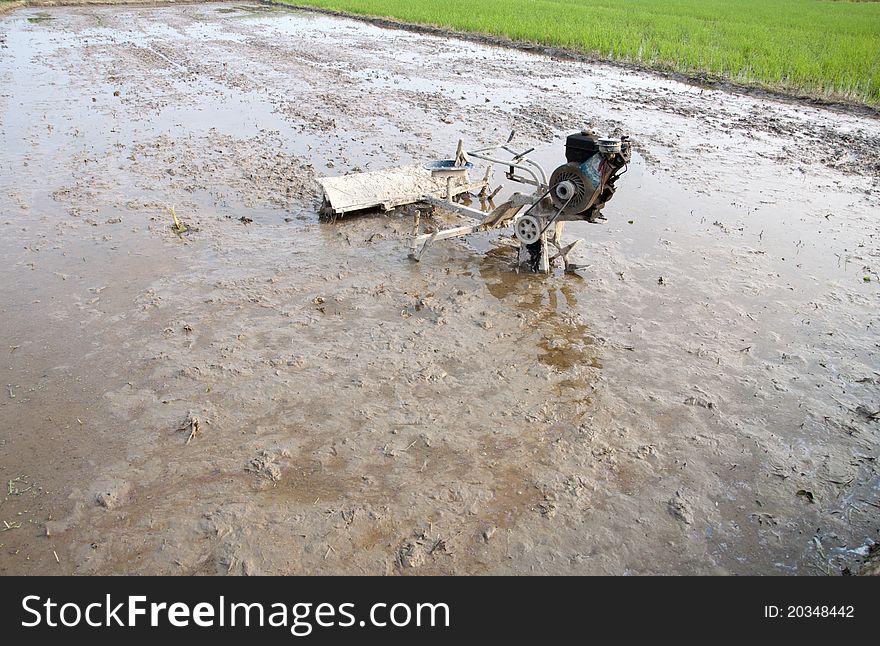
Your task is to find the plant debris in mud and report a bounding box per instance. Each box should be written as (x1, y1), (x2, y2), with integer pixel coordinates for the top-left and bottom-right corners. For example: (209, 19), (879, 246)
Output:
(178, 412), (203, 445)
(26, 12), (53, 24)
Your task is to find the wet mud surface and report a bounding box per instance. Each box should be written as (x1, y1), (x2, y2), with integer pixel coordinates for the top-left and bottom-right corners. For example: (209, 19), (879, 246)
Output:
(0, 3), (878, 575)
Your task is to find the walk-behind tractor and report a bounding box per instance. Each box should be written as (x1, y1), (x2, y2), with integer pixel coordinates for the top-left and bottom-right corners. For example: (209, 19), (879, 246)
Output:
(317, 131), (631, 273)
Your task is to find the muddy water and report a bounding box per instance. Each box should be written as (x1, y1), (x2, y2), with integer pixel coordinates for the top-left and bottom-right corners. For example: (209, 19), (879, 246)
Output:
(0, 3), (878, 575)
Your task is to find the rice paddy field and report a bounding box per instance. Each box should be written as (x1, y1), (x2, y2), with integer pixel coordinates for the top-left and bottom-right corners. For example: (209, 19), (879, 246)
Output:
(282, 0), (880, 105)
(1, 1), (879, 578)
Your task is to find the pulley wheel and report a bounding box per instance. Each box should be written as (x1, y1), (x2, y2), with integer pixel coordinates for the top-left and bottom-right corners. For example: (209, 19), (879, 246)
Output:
(549, 162), (597, 214)
(555, 180), (576, 202)
(514, 214), (542, 245)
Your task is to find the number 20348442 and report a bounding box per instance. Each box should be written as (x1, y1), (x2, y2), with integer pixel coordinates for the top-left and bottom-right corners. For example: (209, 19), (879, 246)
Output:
(764, 606), (854, 619)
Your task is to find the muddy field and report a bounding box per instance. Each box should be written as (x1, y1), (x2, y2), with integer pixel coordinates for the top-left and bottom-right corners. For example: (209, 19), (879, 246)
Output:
(0, 3), (878, 575)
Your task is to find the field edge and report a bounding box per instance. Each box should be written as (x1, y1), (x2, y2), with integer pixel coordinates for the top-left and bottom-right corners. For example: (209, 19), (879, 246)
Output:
(270, 0), (880, 117)
(2, 0), (878, 116)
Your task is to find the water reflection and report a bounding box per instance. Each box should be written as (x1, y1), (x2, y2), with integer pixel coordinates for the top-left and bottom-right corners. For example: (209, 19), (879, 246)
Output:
(479, 254), (601, 377)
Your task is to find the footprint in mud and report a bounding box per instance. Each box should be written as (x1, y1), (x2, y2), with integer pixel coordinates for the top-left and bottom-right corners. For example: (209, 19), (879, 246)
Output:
(245, 449), (285, 484)
(94, 479), (132, 510)
(312, 295), (347, 316)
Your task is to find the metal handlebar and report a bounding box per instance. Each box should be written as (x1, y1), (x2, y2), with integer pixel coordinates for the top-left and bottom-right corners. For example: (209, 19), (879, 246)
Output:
(467, 141), (548, 189)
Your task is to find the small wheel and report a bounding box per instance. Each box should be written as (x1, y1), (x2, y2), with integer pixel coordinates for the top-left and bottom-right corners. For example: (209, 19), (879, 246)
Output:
(555, 180), (576, 203)
(514, 214), (542, 244)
